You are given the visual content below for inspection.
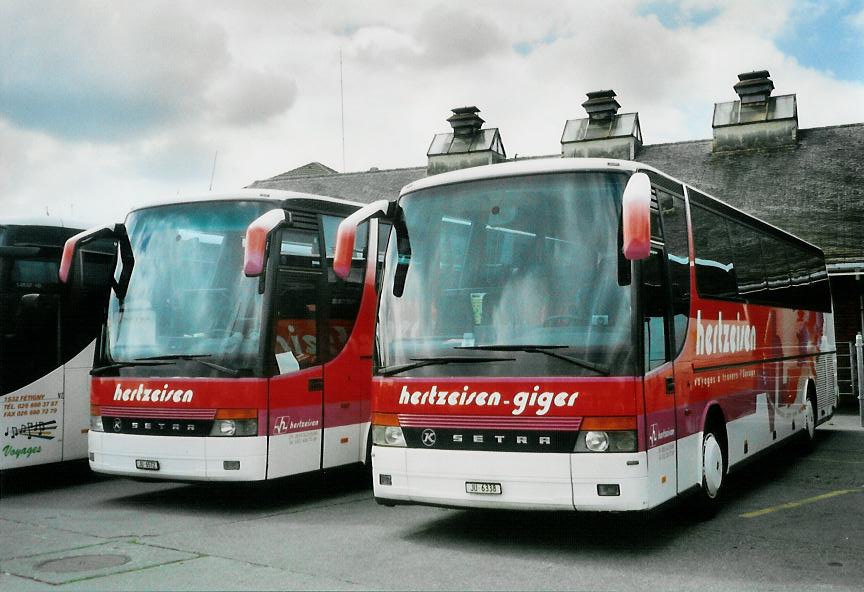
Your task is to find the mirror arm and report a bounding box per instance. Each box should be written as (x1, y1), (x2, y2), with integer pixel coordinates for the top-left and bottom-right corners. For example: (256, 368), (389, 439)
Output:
(113, 225), (135, 301)
(392, 208), (411, 297)
(334, 199), (398, 280)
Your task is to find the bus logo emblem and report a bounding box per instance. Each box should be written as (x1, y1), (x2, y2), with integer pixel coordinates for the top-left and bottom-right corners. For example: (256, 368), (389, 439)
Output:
(421, 429), (437, 447)
(113, 418), (122, 433)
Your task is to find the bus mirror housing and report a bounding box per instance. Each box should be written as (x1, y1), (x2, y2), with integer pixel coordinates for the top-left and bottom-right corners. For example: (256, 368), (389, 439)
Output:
(244, 209), (288, 277)
(334, 199), (397, 280)
(622, 172), (651, 261)
(59, 225), (113, 284)
(59, 223), (134, 299)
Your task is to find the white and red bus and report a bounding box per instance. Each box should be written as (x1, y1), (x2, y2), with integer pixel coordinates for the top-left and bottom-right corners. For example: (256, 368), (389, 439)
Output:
(60, 190), (384, 481)
(334, 158), (837, 513)
(1, 218), (113, 470)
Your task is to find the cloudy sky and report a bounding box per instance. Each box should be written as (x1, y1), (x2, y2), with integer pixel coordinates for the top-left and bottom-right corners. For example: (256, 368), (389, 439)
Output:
(2, 0), (863, 225)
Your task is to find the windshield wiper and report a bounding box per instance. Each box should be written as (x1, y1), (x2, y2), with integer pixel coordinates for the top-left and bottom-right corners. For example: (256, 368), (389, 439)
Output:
(91, 360), (171, 375)
(136, 354), (243, 377)
(378, 356), (515, 377)
(454, 345), (610, 376)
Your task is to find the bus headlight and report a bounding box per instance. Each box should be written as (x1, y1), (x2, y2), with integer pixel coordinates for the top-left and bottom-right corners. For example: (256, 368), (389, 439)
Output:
(90, 405), (103, 432)
(575, 431), (638, 452)
(210, 419), (257, 437)
(372, 425), (407, 447)
(371, 412), (406, 447)
(574, 417), (638, 453)
(585, 431), (609, 452)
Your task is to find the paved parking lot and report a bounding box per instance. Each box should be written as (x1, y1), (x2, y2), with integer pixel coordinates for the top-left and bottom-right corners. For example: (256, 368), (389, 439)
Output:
(2, 412), (862, 591)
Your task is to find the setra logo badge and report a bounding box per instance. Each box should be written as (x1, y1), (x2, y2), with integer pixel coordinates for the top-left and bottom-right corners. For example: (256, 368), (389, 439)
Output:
(421, 429), (437, 447)
(113, 418), (122, 433)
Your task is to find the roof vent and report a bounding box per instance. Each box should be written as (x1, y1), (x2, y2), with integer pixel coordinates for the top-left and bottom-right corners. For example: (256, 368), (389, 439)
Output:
(712, 70), (797, 152)
(561, 90), (642, 160)
(582, 90), (621, 121)
(427, 106), (506, 175)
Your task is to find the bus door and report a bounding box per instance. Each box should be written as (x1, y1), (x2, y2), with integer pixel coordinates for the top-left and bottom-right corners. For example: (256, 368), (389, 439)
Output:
(267, 223), (327, 478)
(320, 217), (372, 469)
(641, 244), (679, 502)
(651, 186), (696, 493)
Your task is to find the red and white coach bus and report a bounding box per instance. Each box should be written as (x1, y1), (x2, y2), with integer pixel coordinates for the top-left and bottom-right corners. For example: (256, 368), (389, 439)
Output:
(334, 158), (837, 514)
(60, 190), (384, 481)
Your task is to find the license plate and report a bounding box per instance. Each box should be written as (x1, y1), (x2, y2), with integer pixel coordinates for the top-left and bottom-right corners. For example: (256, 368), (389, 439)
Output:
(135, 459), (160, 471)
(465, 481), (502, 495)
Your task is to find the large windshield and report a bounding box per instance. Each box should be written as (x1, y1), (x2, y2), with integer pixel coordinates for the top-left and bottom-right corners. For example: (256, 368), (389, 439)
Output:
(378, 172), (634, 377)
(106, 201), (270, 374)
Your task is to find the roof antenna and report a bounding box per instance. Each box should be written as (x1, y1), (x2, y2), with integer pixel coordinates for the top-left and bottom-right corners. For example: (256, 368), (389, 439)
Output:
(340, 48), (346, 172)
(209, 150), (218, 191)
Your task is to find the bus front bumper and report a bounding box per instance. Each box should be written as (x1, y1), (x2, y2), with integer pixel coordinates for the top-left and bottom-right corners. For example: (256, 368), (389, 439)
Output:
(88, 432), (267, 481)
(372, 446), (652, 511)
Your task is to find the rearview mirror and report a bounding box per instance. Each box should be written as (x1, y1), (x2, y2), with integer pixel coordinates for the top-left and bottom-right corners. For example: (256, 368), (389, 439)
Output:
(334, 199), (396, 280)
(622, 172), (651, 261)
(59, 223), (134, 300)
(243, 209), (288, 277)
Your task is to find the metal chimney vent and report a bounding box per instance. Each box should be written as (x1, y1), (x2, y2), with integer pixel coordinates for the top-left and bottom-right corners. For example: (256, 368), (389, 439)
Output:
(713, 70), (797, 152)
(733, 70), (774, 105)
(447, 106), (485, 137)
(582, 90), (621, 121)
(561, 90), (641, 160)
(427, 106), (506, 175)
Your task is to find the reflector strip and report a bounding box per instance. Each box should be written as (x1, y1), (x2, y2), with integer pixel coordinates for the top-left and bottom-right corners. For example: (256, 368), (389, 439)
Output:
(98, 406), (216, 419)
(398, 414), (582, 431)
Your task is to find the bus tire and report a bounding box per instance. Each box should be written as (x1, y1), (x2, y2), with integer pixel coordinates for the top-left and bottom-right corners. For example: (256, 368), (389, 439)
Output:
(800, 389), (817, 454)
(693, 422), (725, 518)
(364, 425), (373, 477)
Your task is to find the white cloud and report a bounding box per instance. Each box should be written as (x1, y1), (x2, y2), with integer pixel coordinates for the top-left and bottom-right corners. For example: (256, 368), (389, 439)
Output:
(0, 0), (862, 225)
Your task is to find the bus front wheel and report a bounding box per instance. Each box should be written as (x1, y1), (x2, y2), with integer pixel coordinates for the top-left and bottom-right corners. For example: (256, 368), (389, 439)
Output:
(800, 393), (817, 453)
(693, 425), (725, 518)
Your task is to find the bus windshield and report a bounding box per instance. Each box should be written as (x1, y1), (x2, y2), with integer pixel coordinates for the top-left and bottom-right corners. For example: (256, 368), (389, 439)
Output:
(378, 172), (635, 377)
(106, 201), (270, 373)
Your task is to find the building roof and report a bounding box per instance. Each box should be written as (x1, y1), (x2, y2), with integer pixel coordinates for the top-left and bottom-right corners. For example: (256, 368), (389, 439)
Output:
(250, 166), (426, 204)
(267, 162), (339, 179)
(249, 122), (864, 268)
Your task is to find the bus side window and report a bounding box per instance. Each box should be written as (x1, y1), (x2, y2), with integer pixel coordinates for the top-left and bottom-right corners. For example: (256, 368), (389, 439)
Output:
(643, 249), (670, 371)
(658, 192), (691, 354)
(376, 221), (392, 291)
(274, 228), (324, 372)
(322, 215), (368, 361)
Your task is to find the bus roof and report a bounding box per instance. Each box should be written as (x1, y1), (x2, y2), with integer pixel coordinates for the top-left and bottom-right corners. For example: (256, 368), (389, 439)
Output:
(398, 156), (824, 255)
(0, 216), (92, 231)
(129, 188), (364, 214)
(399, 157), (643, 196)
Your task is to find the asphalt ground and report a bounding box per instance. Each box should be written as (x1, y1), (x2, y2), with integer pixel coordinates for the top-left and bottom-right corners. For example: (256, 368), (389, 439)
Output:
(1, 410), (862, 591)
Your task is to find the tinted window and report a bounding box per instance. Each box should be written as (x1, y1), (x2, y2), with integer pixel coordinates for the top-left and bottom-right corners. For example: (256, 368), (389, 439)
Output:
(689, 195), (830, 312)
(730, 224), (767, 298)
(692, 206), (737, 299)
(642, 249), (669, 371)
(658, 191), (690, 353)
(323, 215), (368, 360)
